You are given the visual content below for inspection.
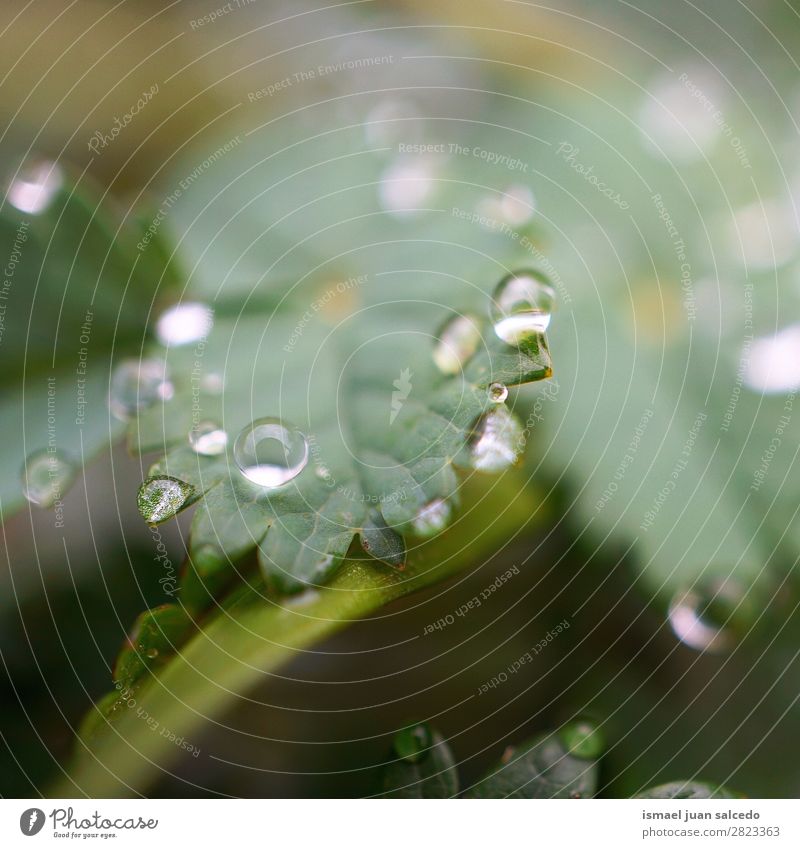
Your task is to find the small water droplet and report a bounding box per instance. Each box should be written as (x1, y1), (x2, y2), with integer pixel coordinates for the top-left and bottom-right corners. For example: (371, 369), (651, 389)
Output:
(155, 302), (213, 346)
(188, 421), (228, 456)
(109, 359), (174, 420)
(314, 462), (333, 481)
(21, 449), (75, 508)
(412, 498), (451, 536)
(491, 270), (555, 345)
(145, 648), (159, 660)
(137, 476), (193, 524)
(233, 417), (308, 488)
(668, 583), (740, 654)
(364, 98), (420, 145)
(488, 382), (508, 403)
(200, 372), (224, 395)
(379, 157), (435, 215)
(467, 406), (524, 472)
(477, 184), (535, 227)
(433, 313), (482, 374)
(559, 720), (604, 760)
(743, 325), (800, 394)
(394, 722), (433, 763)
(7, 158), (63, 214)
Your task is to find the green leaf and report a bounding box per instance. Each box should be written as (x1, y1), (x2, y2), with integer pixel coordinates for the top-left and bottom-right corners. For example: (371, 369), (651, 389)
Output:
(0, 164), (176, 517)
(379, 724), (459, 798)
(465, 722), (604, 799)
(636, 781), (741, 799)
(51, 474), (539, 797)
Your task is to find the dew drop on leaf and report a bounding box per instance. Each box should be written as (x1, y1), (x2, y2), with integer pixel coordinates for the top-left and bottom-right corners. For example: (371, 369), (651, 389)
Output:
(476, 184), (535, 227)
(233, 417), (308, 488)
(7, 158), (63, 214)
(433, 313), (482, 375)
(200, 372), (224, 395)
(21, 449), (75, 508)
(558, 720), (605, 760)
(109, 359), (174, 421)
(379, 157), (435, 215)
(668, 582), (742, 654)
(188, 421), (228, 456)
(393, 722), (433, 763)
(155, 301), (213, 346)
(412, 498), (451, 536)
(488, 382), (508, 403)
(490, 270), (555, 344)
(467, 406), (524, 472)
(137, 476), (194, 524)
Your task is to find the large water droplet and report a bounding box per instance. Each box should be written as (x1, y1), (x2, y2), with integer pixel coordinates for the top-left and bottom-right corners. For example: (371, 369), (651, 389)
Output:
(188, 421), (228, 456)
(412, 498), (451, 537)
(488, 382), (508, 403)
(109, 359), (174, 420)
(491, 270), (555, 345)
(137, 476), (194, 524)
(467, 406), (524, 472)
(433, 313), (482, 375)
(155, 302), (213, 346)
(668, 583), (740, 654)
(21, 449), (75, 508)
(234, 417), (308, 488)
(7, 159), (63, 214)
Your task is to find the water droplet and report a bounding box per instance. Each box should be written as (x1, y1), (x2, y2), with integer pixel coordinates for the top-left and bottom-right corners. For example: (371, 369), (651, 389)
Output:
(145, 648), (159, 660)
(467, 406), (524, 472)
(393, 723), (433, 763)
(477, 184), (535, 227)
(638, 72), (722, 161)
(7, 159), (63, 214)
(109, 359), (174, 421)
(433, 313), (482, 375)
(137, 476), (193, 524)
(364, 98), (420, 145)
(559, 720), (604, 760)
(488, 382), (508, 403)
(155, 302), (213, 346)
(490, 270), (555, 344)
(21, 449), (75, 508)
(379, 157), (435, 216)
(668, 583), (740, 654)
(188, 421), (228, 456)
(412, 498), (451, 536)
(744, 325), (800, 393)
(729, 199), (796, 271)
(233, 417), (308, 488)
(200, 372), (224, 395)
